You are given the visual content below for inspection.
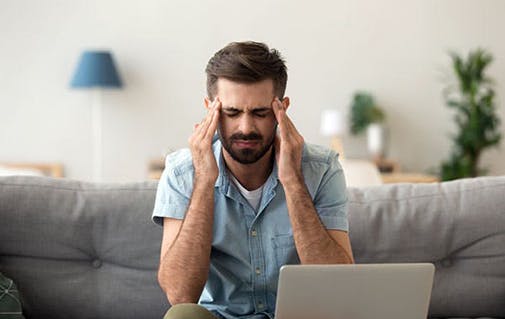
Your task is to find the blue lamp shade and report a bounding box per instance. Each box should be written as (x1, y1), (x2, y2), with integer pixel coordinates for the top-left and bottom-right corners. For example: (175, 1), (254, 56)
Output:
(70, 51), (123, 88)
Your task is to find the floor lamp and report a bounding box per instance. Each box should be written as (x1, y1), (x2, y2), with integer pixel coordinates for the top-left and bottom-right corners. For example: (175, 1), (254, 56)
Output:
(70, 51), (123, 181)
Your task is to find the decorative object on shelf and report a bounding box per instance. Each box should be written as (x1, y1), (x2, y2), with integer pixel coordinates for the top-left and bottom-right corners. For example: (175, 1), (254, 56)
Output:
(366, 123), (386, 159)
(438, 48), (501, 181)
(320, 109), (347, 158)
(70, 51), (123, 182)
(373, 157), (399, 173)
(349, 92), (387, 160)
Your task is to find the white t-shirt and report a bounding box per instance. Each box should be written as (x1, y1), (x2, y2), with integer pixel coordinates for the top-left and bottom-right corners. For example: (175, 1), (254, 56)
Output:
(229, 173), (264, 212)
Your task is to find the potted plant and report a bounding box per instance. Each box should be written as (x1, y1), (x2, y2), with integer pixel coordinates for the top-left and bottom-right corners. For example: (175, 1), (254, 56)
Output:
(349, 92), (387, 160)
(439, 49), (502, 181)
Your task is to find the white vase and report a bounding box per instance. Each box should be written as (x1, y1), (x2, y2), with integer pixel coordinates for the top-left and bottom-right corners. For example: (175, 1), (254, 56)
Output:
(367, 123), (387, 159)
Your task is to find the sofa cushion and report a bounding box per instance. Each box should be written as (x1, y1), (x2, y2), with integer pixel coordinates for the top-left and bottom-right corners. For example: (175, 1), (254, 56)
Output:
(347, 176), (505, 318)
(0, 176), (168, 319)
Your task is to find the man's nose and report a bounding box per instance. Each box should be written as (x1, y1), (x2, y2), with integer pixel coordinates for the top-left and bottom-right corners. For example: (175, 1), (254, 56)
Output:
(237, 114), (256, 135)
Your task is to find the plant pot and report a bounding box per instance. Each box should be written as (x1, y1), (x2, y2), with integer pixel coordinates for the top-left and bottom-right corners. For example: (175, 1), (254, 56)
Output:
(367, 123), (387, 160)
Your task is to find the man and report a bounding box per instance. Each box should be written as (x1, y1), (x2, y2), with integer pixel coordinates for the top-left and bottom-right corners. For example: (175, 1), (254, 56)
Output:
(152, 41), (354, 319)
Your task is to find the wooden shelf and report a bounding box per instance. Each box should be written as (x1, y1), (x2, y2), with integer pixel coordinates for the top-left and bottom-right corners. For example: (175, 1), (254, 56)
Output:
(0, 162), (64, 178)
(381, 172), (439, 184)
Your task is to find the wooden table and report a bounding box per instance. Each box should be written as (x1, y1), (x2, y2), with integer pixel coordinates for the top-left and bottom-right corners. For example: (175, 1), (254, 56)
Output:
(381, 172), (439, 184)
(0, 162), (64, 177)
(148, 159), (165, 180)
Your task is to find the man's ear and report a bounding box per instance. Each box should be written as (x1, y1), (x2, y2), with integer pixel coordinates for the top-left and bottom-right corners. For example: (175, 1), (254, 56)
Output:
(282, 97), (290, 110)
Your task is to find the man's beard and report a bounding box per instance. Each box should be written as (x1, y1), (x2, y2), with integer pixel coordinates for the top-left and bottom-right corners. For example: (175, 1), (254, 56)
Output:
(218, 126), (276, 164)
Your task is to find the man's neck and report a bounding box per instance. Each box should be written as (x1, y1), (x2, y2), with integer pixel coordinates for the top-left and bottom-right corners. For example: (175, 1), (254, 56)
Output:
(222, 147), (274, 191)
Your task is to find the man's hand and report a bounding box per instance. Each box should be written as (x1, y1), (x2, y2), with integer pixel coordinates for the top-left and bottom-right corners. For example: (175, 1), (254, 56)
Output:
(189, 98), (221, 183)
(272, 97), (304, 185)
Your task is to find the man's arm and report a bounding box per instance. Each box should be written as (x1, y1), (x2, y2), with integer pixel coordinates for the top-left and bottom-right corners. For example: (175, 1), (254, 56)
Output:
(272, 97), (354, 264)
(157, 99), (222, 304)
(283, 179), (354, 264)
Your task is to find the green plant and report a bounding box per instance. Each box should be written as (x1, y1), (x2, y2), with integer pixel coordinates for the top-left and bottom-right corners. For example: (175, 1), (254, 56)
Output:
(439, 48), (501, 181)
(349, 92), (385, 135)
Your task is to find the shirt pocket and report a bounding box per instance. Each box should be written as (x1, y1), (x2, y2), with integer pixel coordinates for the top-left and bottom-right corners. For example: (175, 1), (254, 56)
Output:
(271, 234), (300, 270)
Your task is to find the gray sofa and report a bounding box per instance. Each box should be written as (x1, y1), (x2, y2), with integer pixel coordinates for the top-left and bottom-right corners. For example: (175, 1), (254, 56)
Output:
(0, 175), (504, 319)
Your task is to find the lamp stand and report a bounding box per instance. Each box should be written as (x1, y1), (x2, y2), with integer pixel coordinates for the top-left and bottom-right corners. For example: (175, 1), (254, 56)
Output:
(91, 89), (103, 182)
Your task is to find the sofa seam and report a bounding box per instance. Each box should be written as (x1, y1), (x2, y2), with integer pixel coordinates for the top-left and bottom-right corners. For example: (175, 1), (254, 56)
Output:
(348, 183), (505, 204)
(0, 182), (158, 192)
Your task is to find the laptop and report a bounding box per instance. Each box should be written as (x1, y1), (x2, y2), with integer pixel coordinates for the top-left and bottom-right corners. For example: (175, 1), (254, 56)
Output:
(275, 263), (435, 319)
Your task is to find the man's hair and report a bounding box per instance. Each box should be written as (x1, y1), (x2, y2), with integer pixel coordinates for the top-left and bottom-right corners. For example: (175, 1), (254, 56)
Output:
(205, 41), (288, 99)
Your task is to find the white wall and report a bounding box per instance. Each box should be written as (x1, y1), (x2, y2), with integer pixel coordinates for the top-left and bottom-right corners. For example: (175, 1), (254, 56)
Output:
(1, 0), (504, 182)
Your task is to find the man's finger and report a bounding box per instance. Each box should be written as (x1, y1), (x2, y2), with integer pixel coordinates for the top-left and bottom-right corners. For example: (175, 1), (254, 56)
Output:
(282, 111), (300, 135)
(274, 97), (302, 139)
(273, 97), (293, 140)
(272, 98), (287, 136)
(272, 97), (284, 123)
(274, 134), (281, 163)
(197, 98), (219, 136)
(205, 98), (221, 139)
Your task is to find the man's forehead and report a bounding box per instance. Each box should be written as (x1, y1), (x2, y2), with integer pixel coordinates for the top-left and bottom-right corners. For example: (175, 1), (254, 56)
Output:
(217, 77), (274, 89)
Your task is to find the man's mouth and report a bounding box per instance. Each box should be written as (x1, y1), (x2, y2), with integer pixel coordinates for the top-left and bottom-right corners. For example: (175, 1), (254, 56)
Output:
(233, 140), (260, 148)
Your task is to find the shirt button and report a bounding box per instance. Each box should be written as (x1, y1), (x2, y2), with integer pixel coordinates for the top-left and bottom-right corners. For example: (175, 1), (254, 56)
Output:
(251, 230), (257, 237)
(255, 267), (261, 275)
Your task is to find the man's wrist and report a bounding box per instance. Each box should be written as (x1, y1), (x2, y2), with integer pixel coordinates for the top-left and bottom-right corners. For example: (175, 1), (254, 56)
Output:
(194, 174), (217, 188)
(280, 173), (305, 191)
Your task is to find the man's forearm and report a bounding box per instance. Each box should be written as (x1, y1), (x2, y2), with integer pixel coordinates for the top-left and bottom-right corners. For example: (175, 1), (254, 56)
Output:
(158, 179), (215, 304)
(283, 177), (353, 264)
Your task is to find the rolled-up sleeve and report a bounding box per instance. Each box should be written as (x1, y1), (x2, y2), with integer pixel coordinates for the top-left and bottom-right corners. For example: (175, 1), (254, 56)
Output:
(152, 156), (191, 226)
(313, 152), (348, 231)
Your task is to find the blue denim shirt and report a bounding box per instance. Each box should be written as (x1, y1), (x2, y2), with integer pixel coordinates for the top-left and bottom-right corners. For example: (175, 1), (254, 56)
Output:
(152, 137), (348, 319)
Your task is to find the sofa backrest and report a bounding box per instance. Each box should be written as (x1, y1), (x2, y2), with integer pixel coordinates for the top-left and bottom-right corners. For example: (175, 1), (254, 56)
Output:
(347, 176), (505, 318)
(1, 175), (504, 318)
